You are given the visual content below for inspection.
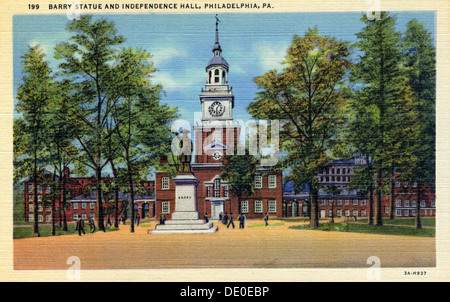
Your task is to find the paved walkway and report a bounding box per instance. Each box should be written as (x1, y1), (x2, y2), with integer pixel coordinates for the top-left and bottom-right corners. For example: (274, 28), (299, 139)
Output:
(13, 219), (435, 271)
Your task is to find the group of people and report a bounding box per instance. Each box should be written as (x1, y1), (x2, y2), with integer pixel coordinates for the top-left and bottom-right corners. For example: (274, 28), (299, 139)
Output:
(75, 213), (144, 236)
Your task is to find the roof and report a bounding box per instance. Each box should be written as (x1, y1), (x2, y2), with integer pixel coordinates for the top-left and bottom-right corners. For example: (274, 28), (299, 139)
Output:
(207, 56), (229, 69)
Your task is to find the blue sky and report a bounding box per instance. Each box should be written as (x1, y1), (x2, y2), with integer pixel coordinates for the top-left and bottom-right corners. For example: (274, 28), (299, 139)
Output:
(13, 12), (436, 127)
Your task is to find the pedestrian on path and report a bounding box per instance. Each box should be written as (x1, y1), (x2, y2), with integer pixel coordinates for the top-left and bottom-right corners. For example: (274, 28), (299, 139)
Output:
(227, 212), (235, 229)
(89, 217), (96, 233)
(238, 213), (246, 229)
(264, 213), (269, 226)
(76, 216), (85, 236)
(136, 213), (140, 226)
(204, 212), (209, 223)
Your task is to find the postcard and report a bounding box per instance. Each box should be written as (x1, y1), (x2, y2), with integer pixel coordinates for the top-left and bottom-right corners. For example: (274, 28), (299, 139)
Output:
(1, 0), (449, 284)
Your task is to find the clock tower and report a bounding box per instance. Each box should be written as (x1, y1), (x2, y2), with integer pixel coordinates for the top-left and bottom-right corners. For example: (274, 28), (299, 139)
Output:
(194, 16), (240, 164)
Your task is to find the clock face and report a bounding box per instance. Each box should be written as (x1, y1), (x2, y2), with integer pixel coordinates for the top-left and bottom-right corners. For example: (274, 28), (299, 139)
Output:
(212, 151), (222, 161)
(208, 101), (225, 117)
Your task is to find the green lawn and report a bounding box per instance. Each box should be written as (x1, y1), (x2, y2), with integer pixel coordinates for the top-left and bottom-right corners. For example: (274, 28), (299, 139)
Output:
(290, 221), (435, 237)
(13, 224), (119, 239)
(354, 217), (435, 228)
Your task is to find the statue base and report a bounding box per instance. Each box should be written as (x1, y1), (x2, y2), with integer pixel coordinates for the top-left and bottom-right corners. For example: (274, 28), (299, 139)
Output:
(149, 174), (217, 235)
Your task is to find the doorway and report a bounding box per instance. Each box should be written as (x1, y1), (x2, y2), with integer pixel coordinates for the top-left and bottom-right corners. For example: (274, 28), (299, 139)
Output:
(211, 201), (224, 220)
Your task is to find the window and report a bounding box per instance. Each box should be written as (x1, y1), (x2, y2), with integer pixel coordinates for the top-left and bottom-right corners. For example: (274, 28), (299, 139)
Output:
(38, 186), (43, 193)
(431, 200), (435, 208)
(268, 175), (277, 189)
(223, 185), (229, 198)
(28, 214), (34, 221)
(361, 200), (367, 206)
(162, 177), (170, 190)
(90, 202), (95, 210)
(329, 200), (333, 206)
(241, 200), (249, 214)
(89, 213), (95, 220)
(404, 181), (408, 188)
(404, 210), (410, 217)
(345, 200), (350, 206)
(353, 200), (358, 206)
(361, 209), (367, 217)
(162, 201), (170, 214)
(420, 200), (426, 207)
(337, 200), (342, 206)
(46, 215), (52, 222)
(345, 209), (350, 217)
(320, 200), (326, 206)
(214, 69), (219, 83)
(412, 200), (417, 207)
(28, 185), (33, 193)
(28, 204), (34, 212)
(396, 209), (402, 217)
(82, 213), (87, 220)
(328, 210), (333, 217)
(214, 178), (221, 198)
(82, 202), (87, 210)
(38, 195), (42, 202)
(38, 205), (43, 212)
(254, 176), (263, 189)
(254, 200), (263, 213)
(73, 213), (79, 220)
(404, 200), (410, 207)
(38, 215), (43, 222)
(268, 200), (277, 213)
(352, 210), (358, 217)
(396, 199), (402, 207)
(206, 186), (212, 198)
(385, 206), (390, 214)
(395, 181), (401, 188)
(337, 209), (342, 217)
(412, 210), (416, 216)
(73, 203), (78, 210)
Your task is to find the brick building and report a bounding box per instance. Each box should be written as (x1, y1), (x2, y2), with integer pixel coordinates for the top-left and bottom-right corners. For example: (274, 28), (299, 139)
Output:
(154, 20), (283, 221)
(283, 158), (436, 219)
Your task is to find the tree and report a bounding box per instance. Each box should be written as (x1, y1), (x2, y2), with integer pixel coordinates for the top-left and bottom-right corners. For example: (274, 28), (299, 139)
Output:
(323, 185), (342, 223)
(402, 19), (436, 229)
(110, 48), (178, 233)
(54, 16), (127, 231)
(350, 12), (417, 226)
(221, 153), (258, 214)
(14, 46), (54, 236)
(248, 28), (352, 228)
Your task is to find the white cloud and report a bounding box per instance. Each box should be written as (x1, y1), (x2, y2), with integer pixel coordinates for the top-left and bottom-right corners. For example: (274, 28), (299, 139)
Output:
(253, 42), (288, 72)
(151, 47), (188, 66)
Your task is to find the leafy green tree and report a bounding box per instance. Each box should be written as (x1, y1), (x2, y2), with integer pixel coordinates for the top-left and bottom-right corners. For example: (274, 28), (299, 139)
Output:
(221, 153), (258, 214)
(54, 16), (127, 231)
(248, 28), (352, 228)
(110, 48), (178, 233)
(350, 12), (418, 226)
(402, 19), (436, 229)
(14, 46), (54, 236)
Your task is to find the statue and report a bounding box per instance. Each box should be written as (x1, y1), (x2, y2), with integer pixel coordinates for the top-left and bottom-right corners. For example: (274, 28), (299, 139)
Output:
(177, 128), (193, 174)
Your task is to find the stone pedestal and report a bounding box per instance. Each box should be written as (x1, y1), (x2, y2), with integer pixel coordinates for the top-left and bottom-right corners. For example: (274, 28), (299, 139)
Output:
(150, 174), (217, 234)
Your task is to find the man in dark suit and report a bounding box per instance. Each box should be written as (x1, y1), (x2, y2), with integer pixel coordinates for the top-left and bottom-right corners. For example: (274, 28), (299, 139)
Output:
(76, 216), (85, 236)
(227, 212), (235, 229)
(238, 213), (246, 229)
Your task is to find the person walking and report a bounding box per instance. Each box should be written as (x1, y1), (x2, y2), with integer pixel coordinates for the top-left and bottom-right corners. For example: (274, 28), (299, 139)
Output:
(223, 212), (228, 225)
(264, 213), (269, 226)
(204, 212), (209, 223)
(238, 213), (246, 229)
(136, 213), (140, 226)
(227, 212), (235, 229)
(89, 217), (96, 233)
(76, 216), (85, 236)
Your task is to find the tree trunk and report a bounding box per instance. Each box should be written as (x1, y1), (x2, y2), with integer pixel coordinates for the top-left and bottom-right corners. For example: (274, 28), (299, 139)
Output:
(111, 162), (119, 228)
(127, 156), (135, 233)
(61, 172), (68, 231)
(310, 186), (319, 228)
(96, 167), (105, 232)
(389, 168), (395, 219)
(33, 150), (39, 236)
(416, 182), (422, 229)
(368, 183), (374, 225)
(375, 163), (383, 226)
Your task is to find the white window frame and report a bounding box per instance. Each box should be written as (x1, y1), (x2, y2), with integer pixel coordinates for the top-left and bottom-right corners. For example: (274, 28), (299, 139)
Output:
(268, 175), (277, 189)
(344, 209), (350, 217)
(320, 200), (326, 206)
(73, 203), (78, 210)
(352, 210), (358, 217)
(361, 200), (367, 206)
(337, 200), (342, 206)
(82, 202), (87, 210)
(420, 200), (426, 207)
(46, 215), (52, 222)
(241, 200), (249, 214)
(396, 209), (402, 217)
(28, 214), (34, 222)
(73, 213), (79, 220)
(404, 209), (410, 217)
(254, 176), (263, 189)
(396, 199), (402, 207)
(353, 200), (358, 206)
(254, 200), (263, 213)
(162, 177), (170, 190)
(162, 201), (170, 214)
(385, 206), (390, 214)
(28, 204), (34, 212)
(361, 209), (367, 217)
(82, 213), (87, 220)
(223, 185), (229, 198)
(431, 200), (435, 208)
(38, 215), (43, 222)
(404, 200), (410, 207)
(38, 205), (43, 212)
(38, 195), (43, 202)
(345, 200), (350, 206)
(89, 213), (95, 220)
(268, 200), (277, 213)
(337, 209), (342, 217)
(90, 202), (95, 210)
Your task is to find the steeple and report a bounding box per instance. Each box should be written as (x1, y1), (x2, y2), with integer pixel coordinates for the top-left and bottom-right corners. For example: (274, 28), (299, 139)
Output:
(212, 14), (222, 54)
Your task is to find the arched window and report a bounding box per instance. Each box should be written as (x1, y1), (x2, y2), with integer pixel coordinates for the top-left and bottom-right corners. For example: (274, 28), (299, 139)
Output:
(214, 178), (221, 197)
(209, 71), (212, 84)
(222, 71), (226, 84)
(214, 69), (220, 83)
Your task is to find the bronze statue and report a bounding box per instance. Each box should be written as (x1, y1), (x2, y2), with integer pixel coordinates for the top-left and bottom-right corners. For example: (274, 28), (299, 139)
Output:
(178, 129), (193, 174)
